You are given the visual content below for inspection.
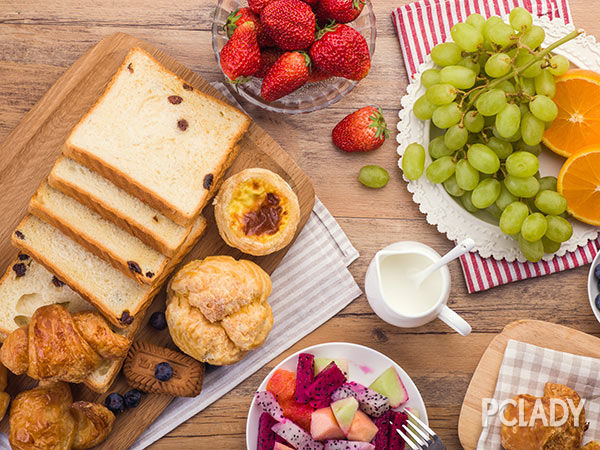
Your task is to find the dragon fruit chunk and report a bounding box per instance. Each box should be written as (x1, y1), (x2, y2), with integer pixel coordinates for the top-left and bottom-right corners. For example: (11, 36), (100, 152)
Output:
(295, 353), (315, 404)
(388, 411), (409, 450)
(370, 410), (391, 450)
(272, 419), (324, 450)
(323, 441), (376, 450)
(306, 362), (347, 409)
(258, 412), (278, 450)
(255, 391), (285, 422)
(331, 382), (390, 418)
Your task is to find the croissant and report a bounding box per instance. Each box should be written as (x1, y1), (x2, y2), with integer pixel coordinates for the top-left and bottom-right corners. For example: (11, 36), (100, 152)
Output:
(9, 381), (114, 450)
(0, 304), (130, 383)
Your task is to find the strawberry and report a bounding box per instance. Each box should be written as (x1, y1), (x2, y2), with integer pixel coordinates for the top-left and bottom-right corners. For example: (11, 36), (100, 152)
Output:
(332, 106), (389, 152)
(261, 0), (316, 51)
(255, 48), (284, 78)
(248, 0), (273, 14)
(309, 23), (370, 80)
(224, 7), (274, 48)
(300, 0), (320, 6)
(317, 0), (365, 23)
(261, 51), (311, 101)
(220, 21), (261, 83)
(307, 65), (332, 83)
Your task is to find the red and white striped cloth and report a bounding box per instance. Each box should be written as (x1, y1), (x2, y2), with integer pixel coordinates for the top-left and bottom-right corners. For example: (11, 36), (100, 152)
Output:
(392, 0), (600, 293)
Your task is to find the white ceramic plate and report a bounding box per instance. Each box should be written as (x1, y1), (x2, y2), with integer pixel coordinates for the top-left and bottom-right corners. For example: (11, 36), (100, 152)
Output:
(245, 342), (428, 449)
(396, 16), (600, 262)
(588, 251), (600, 323)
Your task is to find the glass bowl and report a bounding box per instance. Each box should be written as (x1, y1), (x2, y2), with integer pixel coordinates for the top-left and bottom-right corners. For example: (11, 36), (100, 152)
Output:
(212, 0), (376, 114)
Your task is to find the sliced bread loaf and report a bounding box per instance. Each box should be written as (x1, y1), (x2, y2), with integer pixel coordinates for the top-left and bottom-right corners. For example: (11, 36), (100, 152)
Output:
(11, 214), (206, 328)
(63, 47), (249, 226)
(49, 157), (193, 257)
(30, 182), (168, 285)
(0, 255), (141, 393)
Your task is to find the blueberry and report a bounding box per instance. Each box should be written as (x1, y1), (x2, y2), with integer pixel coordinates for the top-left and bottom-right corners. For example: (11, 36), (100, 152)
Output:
(595, 264), (600, 280)
(149, 311), (167, 330)
(124, 389), (142, 408)
(105, 393), (125, 414)
(155, 362), (173, 381)
(596, 294), (600, 311)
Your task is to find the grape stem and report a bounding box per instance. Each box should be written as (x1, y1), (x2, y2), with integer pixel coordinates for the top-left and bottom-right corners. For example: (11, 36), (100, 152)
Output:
(463, 28), (583, 112)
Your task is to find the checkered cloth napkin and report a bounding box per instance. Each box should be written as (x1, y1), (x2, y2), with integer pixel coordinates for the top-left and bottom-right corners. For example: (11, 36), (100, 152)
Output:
(392, 0), (600, 293)
(477, 339), (600, 448)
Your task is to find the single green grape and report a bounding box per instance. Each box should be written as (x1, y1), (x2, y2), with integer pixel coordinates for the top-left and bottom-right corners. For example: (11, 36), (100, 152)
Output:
(504, 174), (540, 198)
(500, 201), (529, 234)
(455, 159), (480, 191)
(545, 215), (573, 242)
(483, 16), (503, 41)
(458, 56), (481, 74)
(461, 191), (480, 212)
(519, 234), (544, 262)
(493, 125), (522, 143)
(451, 22), (483, 52)
(465, 13), (486, 33)
(421, 69), (441, 88)
(486, 203), (503, 219)
(530, 95), (559, 122)
(486, 137), (513, 160)
(440, 65), (477, 89)
(475, 89), (507, 116)
(538, 175), (558, 192)
(515, 140), (542, 156)
(402, 143), (426, 180)
(485, 53), (512, 78)
(464, 110), (485, 133)
(542, 236), (561, 253)
(467, 143), (501, 174)
(428, 135), (454, 159)
(520, 77), (536, 97)
(432, 102), (462, 128)
(509, 7), (532, 32)
(505, 151), (539, 178)
(359, 165), (389, 188)
(534, 70), (556, 97)
(497, 80), (517, 94)
(431, 42), (462, 66)
(443, 175), (465, 197)
(534, 190), (567, 215)
(488, 21), (515, 47)
(426, 83), (457, 105)
(413, 95), (438, 120)
(495, 103), (521, 139)
(548, 54), (569, 76)
(426, 156), (456, 183)
(521, 212), (547, 242)
(444, 124), (469, 150)
(521, 111), (545, 145)
(471, 178), (502, 209)
(521, 25), (545, 49)
(495, 184), (518, 210)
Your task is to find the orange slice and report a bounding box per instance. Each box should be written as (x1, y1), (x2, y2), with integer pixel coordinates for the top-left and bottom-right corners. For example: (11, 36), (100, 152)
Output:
(557, 146), (600, 226)
(543, 69), (600, 157)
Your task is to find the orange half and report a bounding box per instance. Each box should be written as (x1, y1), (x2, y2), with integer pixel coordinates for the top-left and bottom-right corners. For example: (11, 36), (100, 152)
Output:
(557, 146), (600, 226)
(543, 69), (600, 157)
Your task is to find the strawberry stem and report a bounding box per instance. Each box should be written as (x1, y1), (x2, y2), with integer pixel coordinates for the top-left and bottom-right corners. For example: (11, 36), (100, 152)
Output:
(369, 106), (390, 140)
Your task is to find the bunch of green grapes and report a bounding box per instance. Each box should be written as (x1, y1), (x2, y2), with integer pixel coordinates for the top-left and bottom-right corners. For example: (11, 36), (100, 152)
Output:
(401, 8), (581, 262)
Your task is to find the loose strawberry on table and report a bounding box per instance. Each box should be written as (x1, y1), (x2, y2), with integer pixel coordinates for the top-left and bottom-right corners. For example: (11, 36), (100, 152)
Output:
(332, 106), (389, 153)
(309, 23), (371, 81)
(220, 21), (261, 83)
(224, 7), (274, 48)
(261, 0), (316, 51)
(317, 0), (365, 24)
(261, 51), (311, 101)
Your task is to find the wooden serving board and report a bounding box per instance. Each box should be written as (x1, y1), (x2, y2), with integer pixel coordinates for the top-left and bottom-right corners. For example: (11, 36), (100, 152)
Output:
(458, 320), (600, 449)
(0, 32), (315, 448)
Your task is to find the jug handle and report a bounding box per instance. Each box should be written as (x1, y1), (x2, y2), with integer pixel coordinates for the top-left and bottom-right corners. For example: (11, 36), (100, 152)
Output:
(438, 305), (472, 336)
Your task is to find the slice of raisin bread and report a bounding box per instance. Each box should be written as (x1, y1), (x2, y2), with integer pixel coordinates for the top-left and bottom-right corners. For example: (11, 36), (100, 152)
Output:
(63, 47), (249, 226)
(49, 157), (193, 258)
(0, 256), (141, 393)
(30, 182), (170, 285)
(11, 214), (206, 328)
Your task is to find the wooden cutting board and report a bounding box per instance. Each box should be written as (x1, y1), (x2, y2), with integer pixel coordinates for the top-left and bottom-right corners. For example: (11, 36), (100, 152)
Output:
(458, 320), (600, 449)
(0, 32), (315, 448)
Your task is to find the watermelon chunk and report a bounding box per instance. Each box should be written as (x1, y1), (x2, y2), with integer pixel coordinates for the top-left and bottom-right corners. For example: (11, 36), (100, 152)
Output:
(370, 410), (391, 450)
(306, 362), (347, 409)
(388, 411), (408, 450)
(255, 391), (285, 422)
(268, 369), (297, 403)
(323, 440), (376, 450)
(281, 397), (314, 432)
(272, 419), (324, 450)
(295, 353), (315, 404)
(258, 412), (278, 450)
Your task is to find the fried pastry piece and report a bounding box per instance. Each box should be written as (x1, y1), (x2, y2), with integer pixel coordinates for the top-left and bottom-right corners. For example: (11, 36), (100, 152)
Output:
(583, 442), (600, 449)
(0, 362), (10, 421)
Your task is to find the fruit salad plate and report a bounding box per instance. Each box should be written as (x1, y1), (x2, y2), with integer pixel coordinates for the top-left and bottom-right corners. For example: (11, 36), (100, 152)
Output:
(246, 342), (427, 449)
(396, 15), (600, 263)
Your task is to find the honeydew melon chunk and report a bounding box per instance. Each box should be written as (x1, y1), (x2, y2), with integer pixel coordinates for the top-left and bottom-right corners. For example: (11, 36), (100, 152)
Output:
(311, 407), (346, 440)
(368, 367), (409, 408)
(331, 397), (359, 435)
(314, 358), (349, 377)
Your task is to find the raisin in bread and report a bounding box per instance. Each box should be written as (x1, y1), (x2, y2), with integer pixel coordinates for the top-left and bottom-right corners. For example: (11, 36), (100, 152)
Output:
(0, 256), (141, 393)
(63, 47), (249, 226)
(12, 214), (206, 328)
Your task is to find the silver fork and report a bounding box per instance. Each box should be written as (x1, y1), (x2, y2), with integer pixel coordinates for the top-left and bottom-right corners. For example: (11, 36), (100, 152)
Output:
(395, 409), (446, 450)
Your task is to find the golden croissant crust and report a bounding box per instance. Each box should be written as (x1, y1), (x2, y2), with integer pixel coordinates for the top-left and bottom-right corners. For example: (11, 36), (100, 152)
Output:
(166, 256), (273, 365)
(0, 304), (130, 383)
(214, 168), (300, 256)
(9, 381), (114, 450)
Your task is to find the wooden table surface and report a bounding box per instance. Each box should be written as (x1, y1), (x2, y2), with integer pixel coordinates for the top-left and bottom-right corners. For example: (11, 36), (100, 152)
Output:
(0, 1), (598, 448)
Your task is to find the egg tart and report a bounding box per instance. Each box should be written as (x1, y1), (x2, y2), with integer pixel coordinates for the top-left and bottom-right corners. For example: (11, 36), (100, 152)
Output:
(214, 168), (300, 256)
